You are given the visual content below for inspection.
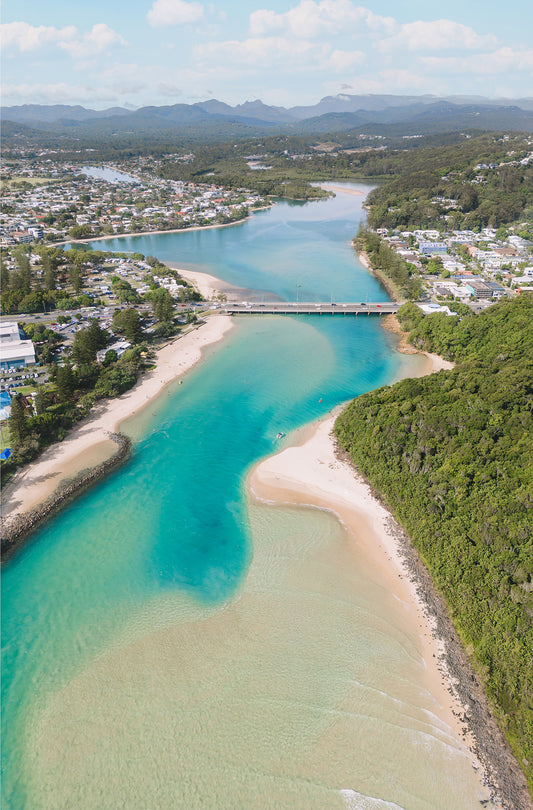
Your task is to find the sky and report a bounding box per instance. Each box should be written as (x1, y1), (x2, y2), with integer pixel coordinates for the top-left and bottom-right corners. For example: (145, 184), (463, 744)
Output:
(2, 0), (532, 110)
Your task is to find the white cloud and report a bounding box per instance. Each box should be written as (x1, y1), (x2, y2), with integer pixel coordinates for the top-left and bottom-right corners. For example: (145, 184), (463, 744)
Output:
(1, 21), (77, 51)
(380, 20), (497, 53)
(378, 69), (428, 90)
(59, 24), (126, 60)
(147, 0), (204, 27)
(249, 0), (396, 40)
(197, 35), (366, 78)
(197, 37), (316, 69)
(0, 21), (125, 61)
(327, 49), (365, 72)
(422, 47), (533, 75)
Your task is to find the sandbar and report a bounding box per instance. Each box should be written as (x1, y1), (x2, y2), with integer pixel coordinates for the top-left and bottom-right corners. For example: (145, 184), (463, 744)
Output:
(1, 315), (233, 524)
(320, 184), (365, 196)
(166, 264), (241, 302)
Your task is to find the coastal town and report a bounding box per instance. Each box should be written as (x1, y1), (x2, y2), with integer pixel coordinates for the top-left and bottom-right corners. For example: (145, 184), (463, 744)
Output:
(0, 153), (268, 243)
(376, 223), (533, 311)
(1, 149), (533, 450)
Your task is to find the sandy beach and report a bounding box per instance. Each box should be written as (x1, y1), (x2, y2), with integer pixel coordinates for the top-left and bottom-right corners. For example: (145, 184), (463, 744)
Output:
(167, 264), (242, 302)
(1, 315), (233, 525)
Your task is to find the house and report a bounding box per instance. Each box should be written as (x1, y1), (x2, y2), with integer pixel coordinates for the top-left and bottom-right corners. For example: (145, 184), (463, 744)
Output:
(418, 303), (454, 316)
(96, 340), (131, 363)
(419, 242), (447, 255)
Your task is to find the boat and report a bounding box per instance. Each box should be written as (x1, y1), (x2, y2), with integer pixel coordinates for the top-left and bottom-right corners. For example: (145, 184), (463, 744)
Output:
(276, 432), (285, 439)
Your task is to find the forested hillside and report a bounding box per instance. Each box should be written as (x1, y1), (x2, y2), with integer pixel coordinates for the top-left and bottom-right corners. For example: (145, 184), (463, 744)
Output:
(363, 133), (533, 230)
(335, 296), (533, 791)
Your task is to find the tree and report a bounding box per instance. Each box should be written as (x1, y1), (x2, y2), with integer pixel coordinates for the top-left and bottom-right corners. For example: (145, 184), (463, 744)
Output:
(103, 349), (118, 367)
(68, 264), (83, 295)
(72, 320), (108, 365)
(151, 287), (174, 322)
(41, 250), (57, 291)
(34, 385), (49, 415)
(112, 308), (143, 343)
(8, 395), (28, 447)
(55, 361), (76, 403)
(0, 253), (10, 291)
(13, 247), (32, 295)
(68, 224), (92, 239)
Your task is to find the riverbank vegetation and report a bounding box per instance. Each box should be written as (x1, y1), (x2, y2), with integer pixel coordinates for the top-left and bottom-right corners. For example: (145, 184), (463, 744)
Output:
(335, 295), (533, 792)
(354, 225), (423, 301)
(154, 131), (533, 216)
(3, 320), (151, 482)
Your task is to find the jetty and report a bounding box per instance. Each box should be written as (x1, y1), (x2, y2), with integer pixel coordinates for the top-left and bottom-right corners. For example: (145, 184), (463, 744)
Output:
(223, 301), (400, 315)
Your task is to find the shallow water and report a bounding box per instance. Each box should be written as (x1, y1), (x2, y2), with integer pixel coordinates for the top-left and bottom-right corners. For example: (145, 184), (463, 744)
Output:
(2, 186), (493, 808)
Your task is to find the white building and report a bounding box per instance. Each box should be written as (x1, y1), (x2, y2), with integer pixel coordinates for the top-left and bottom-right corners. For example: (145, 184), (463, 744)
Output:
(0, 322), (36, 372)
(96, 340), (131, 363)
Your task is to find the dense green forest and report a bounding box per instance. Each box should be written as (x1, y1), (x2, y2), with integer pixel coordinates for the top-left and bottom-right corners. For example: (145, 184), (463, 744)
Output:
(335, 296), (533, 791)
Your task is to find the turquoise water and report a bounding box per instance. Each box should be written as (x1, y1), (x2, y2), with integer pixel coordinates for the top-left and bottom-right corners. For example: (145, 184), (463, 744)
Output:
(82, 185), (385, 303)
(2, 186), (492, 809)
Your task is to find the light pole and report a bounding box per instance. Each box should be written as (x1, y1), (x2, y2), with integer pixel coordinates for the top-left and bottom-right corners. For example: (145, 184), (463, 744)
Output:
(296, 283), (302, 305)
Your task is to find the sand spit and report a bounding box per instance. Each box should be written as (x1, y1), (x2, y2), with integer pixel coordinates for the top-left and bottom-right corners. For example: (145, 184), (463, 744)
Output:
(320, 184), (365, 197)
(166, 265), (242, 303)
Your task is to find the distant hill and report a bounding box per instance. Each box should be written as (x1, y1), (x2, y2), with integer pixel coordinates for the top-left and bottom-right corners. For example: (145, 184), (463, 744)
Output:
(298, 102), (533, 135)
(3, 94), (533, 140)
(1, 104), (131, 125)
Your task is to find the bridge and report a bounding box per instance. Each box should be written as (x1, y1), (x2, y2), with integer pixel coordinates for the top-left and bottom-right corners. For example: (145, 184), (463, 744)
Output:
(222, 301), (400, 315)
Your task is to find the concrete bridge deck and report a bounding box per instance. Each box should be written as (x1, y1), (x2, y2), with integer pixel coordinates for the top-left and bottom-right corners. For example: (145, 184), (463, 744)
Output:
(223, 302), (400, 315)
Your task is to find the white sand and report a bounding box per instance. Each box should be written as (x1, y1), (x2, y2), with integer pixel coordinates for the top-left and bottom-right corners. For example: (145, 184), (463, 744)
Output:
(167, 265), (241, 302)
(1, 315), (233, 521)
(249, 411), (408, 581)
(248, 351), (453, 615)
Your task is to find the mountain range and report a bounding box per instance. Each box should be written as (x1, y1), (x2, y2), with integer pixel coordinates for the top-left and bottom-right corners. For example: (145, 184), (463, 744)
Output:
(3, 94), (533, 140)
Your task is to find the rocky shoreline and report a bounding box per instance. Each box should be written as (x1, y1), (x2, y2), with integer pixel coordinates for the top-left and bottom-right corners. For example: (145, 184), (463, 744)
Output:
(1, 432), (132, 561)
(334, 445), (532, 810)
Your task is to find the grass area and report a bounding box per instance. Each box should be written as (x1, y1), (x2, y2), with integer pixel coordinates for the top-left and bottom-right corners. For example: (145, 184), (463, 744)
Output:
(14, 385), (38, 396)
(3, 175), (57, 187)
